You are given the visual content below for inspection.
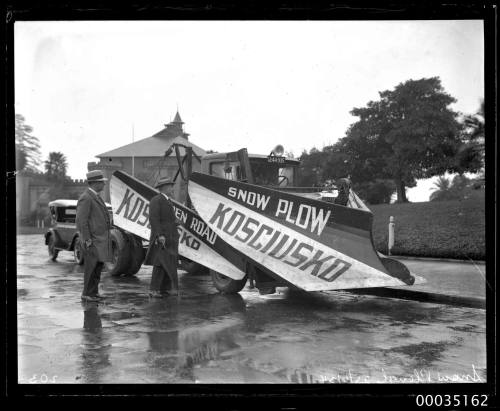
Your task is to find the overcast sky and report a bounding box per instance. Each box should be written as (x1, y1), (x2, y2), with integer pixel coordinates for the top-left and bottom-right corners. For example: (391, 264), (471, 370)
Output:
(14, 20), (484, 201)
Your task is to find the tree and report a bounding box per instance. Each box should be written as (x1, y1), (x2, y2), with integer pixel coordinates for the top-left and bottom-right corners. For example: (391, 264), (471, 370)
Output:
(319, 145), (351, 181)
(297, 144), (396, 203)
(430, 174), (482, 202)
(464, 100), (485, 141)
(44, 151), (68, 180)
(455, 99), (485, 174)
(429, 175), (453, 201)
(15, 114), (42, 171)
(355, 179), (396, 205)
(297, 148), (326, 186)
(340, 77), (465, 202)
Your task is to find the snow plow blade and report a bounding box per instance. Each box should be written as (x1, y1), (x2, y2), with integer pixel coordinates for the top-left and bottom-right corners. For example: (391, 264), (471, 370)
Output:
(110, 170), (246, 280)
(188, 173), (425, 292)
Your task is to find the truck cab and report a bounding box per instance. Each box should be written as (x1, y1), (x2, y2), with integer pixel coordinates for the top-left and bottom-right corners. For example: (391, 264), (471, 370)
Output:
(201, 151), (300, 187)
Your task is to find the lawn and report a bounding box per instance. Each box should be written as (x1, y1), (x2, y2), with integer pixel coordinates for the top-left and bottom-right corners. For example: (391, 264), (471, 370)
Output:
(369, 189), (485, 260)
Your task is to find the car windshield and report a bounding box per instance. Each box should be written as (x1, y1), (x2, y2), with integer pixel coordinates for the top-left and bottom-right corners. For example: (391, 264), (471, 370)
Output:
(54, 207), (77, 223)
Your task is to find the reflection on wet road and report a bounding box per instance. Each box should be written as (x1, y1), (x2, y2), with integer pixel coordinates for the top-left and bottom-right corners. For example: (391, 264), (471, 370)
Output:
(17, 235), (486, 383)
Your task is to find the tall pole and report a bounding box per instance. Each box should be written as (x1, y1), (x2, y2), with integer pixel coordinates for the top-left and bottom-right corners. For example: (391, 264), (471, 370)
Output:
(132, 123), (135, 177)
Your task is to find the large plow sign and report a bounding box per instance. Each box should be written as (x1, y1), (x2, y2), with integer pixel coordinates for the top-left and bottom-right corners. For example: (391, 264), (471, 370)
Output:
(189, 173), (424, 291)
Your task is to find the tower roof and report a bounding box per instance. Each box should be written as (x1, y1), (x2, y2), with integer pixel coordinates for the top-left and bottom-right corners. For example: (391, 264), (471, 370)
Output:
(173, 111), (183, 124)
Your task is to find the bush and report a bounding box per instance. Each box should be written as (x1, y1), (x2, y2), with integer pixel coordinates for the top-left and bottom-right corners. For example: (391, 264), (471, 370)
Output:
(370, 190), (485, 260)
(354, 179), (395, 205)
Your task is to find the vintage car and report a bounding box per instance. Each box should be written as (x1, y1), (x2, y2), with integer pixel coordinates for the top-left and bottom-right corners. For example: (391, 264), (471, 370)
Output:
(45, 199), (113, 265)
(44, 199), (145, 277)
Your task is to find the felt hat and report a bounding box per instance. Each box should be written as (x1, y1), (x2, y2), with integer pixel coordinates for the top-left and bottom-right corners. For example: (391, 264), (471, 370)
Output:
(86, 170), (108, 182)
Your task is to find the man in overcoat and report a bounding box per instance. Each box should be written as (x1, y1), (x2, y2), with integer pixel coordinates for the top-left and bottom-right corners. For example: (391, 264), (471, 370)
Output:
(144, 177), (180, 298)
(76, 170), (112, 302)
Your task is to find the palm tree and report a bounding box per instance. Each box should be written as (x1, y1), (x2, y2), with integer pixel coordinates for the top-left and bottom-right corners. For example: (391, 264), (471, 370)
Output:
(458, 100), (485, 174)
(464, 100), (485, 142)
(44, 152), (68, 179)
(430, 176), (452, 201)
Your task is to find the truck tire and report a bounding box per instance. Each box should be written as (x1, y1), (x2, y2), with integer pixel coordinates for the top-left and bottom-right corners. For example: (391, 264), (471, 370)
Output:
(47, 234), (59, 261)
(73, 235), (84, 265)
(107, 228), (131, 276)
(123, 233), (145, 276)
(210, 270), (247, 294)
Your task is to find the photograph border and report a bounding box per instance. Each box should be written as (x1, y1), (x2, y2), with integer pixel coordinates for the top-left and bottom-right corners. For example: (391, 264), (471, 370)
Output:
(4, 1), (497, 407)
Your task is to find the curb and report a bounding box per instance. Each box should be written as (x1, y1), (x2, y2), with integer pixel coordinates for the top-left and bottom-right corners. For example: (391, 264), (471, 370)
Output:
(347, 288), (485, 309)
(389, 255), (486, 265)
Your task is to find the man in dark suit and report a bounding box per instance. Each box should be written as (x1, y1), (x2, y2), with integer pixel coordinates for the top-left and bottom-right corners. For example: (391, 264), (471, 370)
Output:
(144, 177), (180, 298)
(76, 170), (112, 302)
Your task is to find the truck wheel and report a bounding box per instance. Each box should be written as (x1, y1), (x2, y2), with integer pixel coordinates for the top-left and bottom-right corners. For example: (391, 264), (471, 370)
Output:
(107, 228), (131, 276)
(123, 233), (145, 276)
(47, 234), (59, 261)
(73, 236), (84, 265)
(210, 270), (247, 294)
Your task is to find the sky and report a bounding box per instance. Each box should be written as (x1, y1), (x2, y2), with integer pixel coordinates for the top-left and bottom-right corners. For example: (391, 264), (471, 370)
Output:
(14, 20), (484, 201)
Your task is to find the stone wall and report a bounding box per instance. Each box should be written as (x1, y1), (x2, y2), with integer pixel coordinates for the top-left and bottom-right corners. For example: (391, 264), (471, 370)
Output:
(16, 171), (88, 225)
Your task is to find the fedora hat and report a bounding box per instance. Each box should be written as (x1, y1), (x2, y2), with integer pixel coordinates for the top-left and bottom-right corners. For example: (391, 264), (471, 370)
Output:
(155, 177), (175, 189)
(86, 170), (108, 182)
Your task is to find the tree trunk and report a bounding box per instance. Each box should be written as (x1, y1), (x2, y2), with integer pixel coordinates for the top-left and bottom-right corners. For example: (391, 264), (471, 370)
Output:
(395, 177), (408, 203)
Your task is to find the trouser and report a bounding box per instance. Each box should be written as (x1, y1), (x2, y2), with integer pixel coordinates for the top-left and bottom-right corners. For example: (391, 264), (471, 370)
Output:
(83, 248), (104, 297)
(150, 263), (178, 292)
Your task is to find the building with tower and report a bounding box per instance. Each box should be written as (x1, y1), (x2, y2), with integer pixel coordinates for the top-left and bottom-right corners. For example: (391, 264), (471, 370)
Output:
(88, 110), (207, 202)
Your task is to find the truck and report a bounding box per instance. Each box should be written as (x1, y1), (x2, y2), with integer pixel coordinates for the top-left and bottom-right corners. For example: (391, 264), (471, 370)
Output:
(107, 144), (423, 294)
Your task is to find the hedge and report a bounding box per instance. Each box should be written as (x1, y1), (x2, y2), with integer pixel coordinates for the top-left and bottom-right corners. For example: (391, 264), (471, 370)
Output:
(369, 190), (485, 260)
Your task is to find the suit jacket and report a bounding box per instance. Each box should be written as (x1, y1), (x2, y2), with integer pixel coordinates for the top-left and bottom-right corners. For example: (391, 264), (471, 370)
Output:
(144, 193), (180, 267)
(76, 188), (112, 262)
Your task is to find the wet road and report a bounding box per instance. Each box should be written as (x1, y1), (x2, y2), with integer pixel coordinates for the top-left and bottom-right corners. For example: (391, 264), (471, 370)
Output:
(17, 234), (486, 384)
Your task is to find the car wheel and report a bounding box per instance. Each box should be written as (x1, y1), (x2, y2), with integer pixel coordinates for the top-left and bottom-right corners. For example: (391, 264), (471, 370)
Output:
(47, 234), (59, 261)
(210, 270), (247, 294)
(73, 236), (84, 265)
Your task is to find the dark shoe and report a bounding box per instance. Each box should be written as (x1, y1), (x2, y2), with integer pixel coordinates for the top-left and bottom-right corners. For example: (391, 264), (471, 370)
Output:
(81, 295), (99, 302)
(149, 291), (163, 298)
(94, 294), (105, 299)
